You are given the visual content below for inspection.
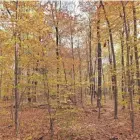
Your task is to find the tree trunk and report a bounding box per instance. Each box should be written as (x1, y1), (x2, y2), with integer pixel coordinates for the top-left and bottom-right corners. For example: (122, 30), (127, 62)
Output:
(77, 39), (83, 106)
(132, 2), (140, 104)
(120, 29), (126, 109)
(55, 25), (60, 107)
(107, 39), (113, 99)
(97, 5), (102, 119)
(14, 0), (19, 136)
(43, 70), (54, 140)
(70, 20), (76, 105)
(89, 19), (94, 105)
(27, 67), (31, 103)
(101, 1), (118, 119)
(121, 1), (134, 132)
(0, 47), (2, 99)
(86, 38), (90, 97)
(93, 57), (97, 99)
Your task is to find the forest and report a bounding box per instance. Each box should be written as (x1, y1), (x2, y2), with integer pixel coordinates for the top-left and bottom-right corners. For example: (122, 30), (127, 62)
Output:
(0, 0), (140, 140)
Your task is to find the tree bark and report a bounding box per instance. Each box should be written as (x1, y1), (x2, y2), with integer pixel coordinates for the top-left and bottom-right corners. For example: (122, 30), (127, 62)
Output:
(120, 29), (126, 109)
(101, 1), (118, 119)
(0, 47), (2, 99)
(107, 39), (113, 99)
(14, 0), (19, 136)
(70, 19), (76, 105)
(121, 1), (134, 132)
(97, 5), (102, 119)
(77, 39), (83, 106)
(89, 19), (94, 105)
(132, 2), (140, 104)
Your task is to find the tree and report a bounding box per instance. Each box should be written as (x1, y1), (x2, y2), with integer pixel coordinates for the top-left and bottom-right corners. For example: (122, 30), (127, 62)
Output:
(121, 1), (134, 131)
(97, 3), (102, 119)
(14, 0), (19, 136)
(132, 2), (140, 104)
(101, 1), (118, 119)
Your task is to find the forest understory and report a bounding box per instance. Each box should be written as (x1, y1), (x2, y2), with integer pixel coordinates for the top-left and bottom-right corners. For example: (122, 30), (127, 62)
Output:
(0, 1), (140, 140)
(0, 99), (140, 140)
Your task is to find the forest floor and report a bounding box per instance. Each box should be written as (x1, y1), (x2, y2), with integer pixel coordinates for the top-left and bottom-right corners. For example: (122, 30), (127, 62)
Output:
(0, 99), (140, 140)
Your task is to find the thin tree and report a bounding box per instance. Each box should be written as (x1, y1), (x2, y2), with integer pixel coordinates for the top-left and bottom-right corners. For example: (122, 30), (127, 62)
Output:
(14, 0), (19, 136)
(101, 1), (118, 119)
(97, 4), (102, 119)
(70, 17), (76, 105)
(120, 28), (126, 109)
(88, 17), (94, 105)
(121, 1), (134, 132)
(132, 2), (140, 104)
(77, 39), (83, 105)
(50, 2), (60, 107)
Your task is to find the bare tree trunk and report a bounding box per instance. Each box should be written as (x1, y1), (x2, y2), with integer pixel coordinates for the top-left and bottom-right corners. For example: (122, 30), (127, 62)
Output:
(120, 29), (126, 109)
(122, 1), (134, 132)
(102, 67), (106, 103)
(50, 1), (60, 107)
(97, 6), (102, 119)
(107, 39), (113, 99)
(50, 1), (61, 107)
(101, 1), (118, 119)
(0, 47), (2, 99)
(59, 35), (68, 103)
(43, 70), (54, 140)
(89, 19), (94, 105)
(70, 20), (76, 105)
(93, 57), (97, 99)
(14, 0), (19, 136)
(130, 49), (135, 132)
(132, 2), (140, 104)
(27, 67), (31, 103)
(77, 39), (83, 106)
(55, 25), (60, 107)
(86, 39), (89, 97)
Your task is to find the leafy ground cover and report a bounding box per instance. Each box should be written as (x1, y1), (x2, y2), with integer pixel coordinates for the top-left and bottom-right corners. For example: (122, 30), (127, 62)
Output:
(0, 100), (140, 140)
